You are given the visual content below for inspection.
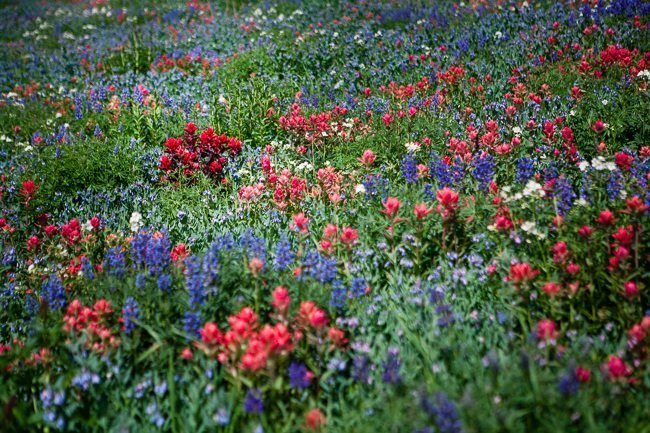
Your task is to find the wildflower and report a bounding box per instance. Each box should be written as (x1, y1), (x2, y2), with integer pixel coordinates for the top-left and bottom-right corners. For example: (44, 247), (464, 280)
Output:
(305, 409), (326, 431)
(340, 227), (358, 245)
(288, 362), (312, 389)
(244, 389), (264, 414)
(271, 286), (291, 315)
(381, 197), (401, 218)
(595, 210), (615, 225)
(607, 355), (629, 379)
(624, 281), (638, 297)
(591, 119), (606, 134)
(414, 203), (434, 219)
(21, 180), (37, 202)
(537, 319), (558, 341)
(291, 212), (310, 234)
(382, 347), (401, 384)
(121, 297), (139, 334)
(358, 149), (376, 166)
(575, 367), (591, 383)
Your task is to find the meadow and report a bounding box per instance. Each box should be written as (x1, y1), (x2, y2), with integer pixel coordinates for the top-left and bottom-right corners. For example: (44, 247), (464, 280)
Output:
(0, 0), (649, 432)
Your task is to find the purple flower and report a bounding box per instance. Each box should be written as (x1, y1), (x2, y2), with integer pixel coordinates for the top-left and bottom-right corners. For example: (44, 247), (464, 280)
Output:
(288, 362), (311, 389)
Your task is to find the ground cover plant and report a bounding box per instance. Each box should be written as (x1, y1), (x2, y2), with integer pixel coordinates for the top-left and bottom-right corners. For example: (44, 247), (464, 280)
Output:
(0, 0), (649, 431)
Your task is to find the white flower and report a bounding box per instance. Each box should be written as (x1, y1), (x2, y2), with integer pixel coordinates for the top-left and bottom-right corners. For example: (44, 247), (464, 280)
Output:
(602, 99), (608, 105)
(523, 180), (544, 198)
(355, 184), (366, 194)
(512, 126), (522, 136)
(129, 212), (143, 233)
(578, 161), (589, 171)
(405, 142), (421, 153)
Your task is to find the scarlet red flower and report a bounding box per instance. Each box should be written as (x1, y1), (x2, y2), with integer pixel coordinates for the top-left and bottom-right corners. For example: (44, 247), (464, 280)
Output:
(184, 122), (198, 135)
(494, 215), (513, 231)
(552, 241), (569, 263)
(413, 203), (434, 220)
(292, 212), (310, 234)
(595, 210), (615, 225)
(591, 119), (606, 134)
(328, 327), (347, 347)
(358, 149), (376, 166)
(625, 196), (648, 213)
(26, 235), (40, 251)
(607, 355), (628, 379)
(507, 263), (539, 285)
(381, 197), (401, 218)
(578, 225), (593, 237)
(181, 347), (193, 360)
(628, 324), (646, 343)
(171, 244), (189, 262)
(340, 226), (359, 245)
(271, 286), (291, 315)
(248, 257), (264, 275)
(90, 216), (100, 230)
(298, 301), (329, 329)
(624, 281), (638, 297)
(382, 113), (393, 126)
(305, 409), (326, 431)
(200, 322), (222, 345)
(21, 180), (37, 201)
(537, 319), (558, 341)
(436, 187), (460, 209)
(565, 263), (580, 274)
(575, 367), (591, 383)
(542, 282), (561, 296)
(614, 152), (634, 171)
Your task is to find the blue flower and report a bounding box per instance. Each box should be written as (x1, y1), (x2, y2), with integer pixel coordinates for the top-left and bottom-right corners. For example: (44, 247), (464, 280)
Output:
(288, 362), (311, 389)
(382, 347), (401, 384)
(274, 234), (295, 271)
(41, 274), (66, 311)
(244, 388), (264, 414)
(122, 297), (140, 334)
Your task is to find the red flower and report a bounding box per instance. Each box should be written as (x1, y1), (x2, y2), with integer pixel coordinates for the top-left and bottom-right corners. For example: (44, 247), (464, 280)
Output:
(292, 212), (310, 234)
(271, 286), (291, 315)
(21, 180), (37, 201)
(624, 281), (638, 297)
(26, 236), (40, 251)
(625, 196), (648, 213)
(614, 152), (634, 171)
(542, 282), (561, 295)
(575, 367), (591, 383)
(382, 113), (393, 126)
(436, 187), (459, 209)
(328, 327), (347, 347)
(298, 301), (329, 329)
(595, 210), (615, 225)
(200, 322), (222, 345)
(340, 226), (359, 245)
(90, 216), (101, 230)
(171, 244), (189, 262)
(578, 225), (593, 237)
(494, 215), (513, 230)
(507, 263), (539, 285)
(358, 149), (376, 166)
(184, 122), (198, 135)
(381, 197), (401, 218)
(607, 355), (629, 379)
(537, 319), (558, 341)
(591, 119), (606, 134)
(181, 347), (193, 360)
(413, 203), (434, 219)
(305, 409), (326, 431)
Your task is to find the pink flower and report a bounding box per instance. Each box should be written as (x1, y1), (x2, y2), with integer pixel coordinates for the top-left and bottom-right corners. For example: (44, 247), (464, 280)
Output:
(291, 212), (310, 234)
(537, 319), (558, 341)
(358, 149), (377, 166)
(340, 227), (359, 245)
(381, 197), (401, 218)
(413, 203), (434, 220)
